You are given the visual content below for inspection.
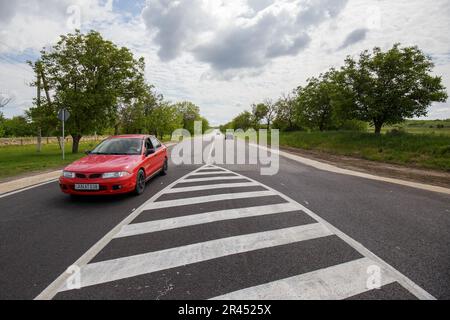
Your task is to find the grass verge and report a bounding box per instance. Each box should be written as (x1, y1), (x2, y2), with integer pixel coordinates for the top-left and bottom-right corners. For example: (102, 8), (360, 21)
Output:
(0, 141), (99, 181)
(272, 131), (450, 172)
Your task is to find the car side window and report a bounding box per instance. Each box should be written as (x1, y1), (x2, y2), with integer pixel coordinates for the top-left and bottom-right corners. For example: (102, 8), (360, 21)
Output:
(151, 137), (161, 149)
(145, 138), (153, 152)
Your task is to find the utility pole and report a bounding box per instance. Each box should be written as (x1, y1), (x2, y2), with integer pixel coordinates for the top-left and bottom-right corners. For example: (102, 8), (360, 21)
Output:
(36, 61), (42, 153)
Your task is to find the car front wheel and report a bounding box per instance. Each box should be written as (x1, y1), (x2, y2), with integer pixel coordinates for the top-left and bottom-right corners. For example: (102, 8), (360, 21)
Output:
(160, 158), (168, 176)
(135, 169), (146, 195)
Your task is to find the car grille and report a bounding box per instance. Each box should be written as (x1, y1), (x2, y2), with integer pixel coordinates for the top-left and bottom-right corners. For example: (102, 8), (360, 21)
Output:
(75, 173), (103, 179)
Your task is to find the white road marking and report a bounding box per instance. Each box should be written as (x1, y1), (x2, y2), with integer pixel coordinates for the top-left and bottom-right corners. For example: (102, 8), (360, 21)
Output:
(185, 171), (237, 176)
(35, 163), (206, 300)
(144, 191), (276, 210)
(212, 258), (396, 300)
(0, 179), (58, 199)
(59, 224), (332, 291)
(37, 144), (437, 300)
(216, 165), (436, 300)
(177, 176), (246, 183)
(164, 182), (261, 194)
(115, 202), (302, 238)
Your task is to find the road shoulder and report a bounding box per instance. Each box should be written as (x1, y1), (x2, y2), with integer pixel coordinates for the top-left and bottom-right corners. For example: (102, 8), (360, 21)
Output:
(280, 146), (450, 189)
(250, 143), (450, 195)
(0, 170), (61, 196)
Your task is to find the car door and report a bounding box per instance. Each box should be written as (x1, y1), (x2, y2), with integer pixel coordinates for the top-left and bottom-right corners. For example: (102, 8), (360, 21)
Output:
(143, 137), (157, 177)
(150, 137), (165, 170)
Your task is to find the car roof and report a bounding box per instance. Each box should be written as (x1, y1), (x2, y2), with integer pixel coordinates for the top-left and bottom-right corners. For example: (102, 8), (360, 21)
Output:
(108, 134), (155, 139)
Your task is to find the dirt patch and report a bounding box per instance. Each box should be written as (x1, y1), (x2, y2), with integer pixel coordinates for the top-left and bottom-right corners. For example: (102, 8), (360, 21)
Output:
(280, 146), (450, 189)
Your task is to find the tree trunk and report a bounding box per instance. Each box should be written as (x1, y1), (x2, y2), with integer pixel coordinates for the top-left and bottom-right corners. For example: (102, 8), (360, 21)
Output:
(72, 134), (82, 154)
(374, 121), (383, 135)
(37, 127), (42, 153)
(56, 136), (63, 150)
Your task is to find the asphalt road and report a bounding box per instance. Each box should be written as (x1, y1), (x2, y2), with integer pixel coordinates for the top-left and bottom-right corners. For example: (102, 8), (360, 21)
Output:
(0, 135), (449, 300)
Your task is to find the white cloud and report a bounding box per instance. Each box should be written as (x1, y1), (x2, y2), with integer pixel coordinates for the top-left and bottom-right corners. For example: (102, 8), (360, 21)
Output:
(0, 0), (449, 125)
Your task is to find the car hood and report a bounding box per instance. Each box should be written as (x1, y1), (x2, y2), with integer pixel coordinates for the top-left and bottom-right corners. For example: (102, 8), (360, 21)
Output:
(65, 155), (142, 173)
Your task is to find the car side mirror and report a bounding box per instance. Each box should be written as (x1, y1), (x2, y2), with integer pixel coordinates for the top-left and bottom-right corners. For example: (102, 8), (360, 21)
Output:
(146, 149), (156, 157)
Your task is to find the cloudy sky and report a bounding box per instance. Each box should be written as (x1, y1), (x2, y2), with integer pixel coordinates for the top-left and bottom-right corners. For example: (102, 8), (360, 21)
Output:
(0, 0), (449, 125)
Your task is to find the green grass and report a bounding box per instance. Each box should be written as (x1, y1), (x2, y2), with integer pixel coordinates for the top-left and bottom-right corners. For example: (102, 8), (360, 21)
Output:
(0, 141), (98, 180)
(0, 136), (174, 181)
(371, 119), (450, 136)
(273, 131), (450, 172)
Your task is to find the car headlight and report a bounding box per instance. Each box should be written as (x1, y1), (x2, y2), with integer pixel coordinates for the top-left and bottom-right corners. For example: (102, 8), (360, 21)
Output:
(63, 171), (76, 179)
(102, 172), (131, 179)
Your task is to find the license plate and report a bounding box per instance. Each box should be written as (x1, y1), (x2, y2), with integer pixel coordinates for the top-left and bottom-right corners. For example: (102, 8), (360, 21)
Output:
(75, 184), (100, 191)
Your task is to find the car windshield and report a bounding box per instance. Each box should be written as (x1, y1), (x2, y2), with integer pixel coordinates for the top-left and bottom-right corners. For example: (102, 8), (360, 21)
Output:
(91, 138), (143, 155)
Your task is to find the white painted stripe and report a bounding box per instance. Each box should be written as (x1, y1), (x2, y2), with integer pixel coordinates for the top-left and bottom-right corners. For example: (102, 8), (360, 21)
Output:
(0, 179), (58, 199)
(59, 224), (333, 291)
(115, 202), (302, 238)
(212, 258), (396, 300)
(178, 176), (246, 183)
(145, 191), (276, 210)
(34, 162), (198, 300)
(165, 182), (261, 194)
(217, 166), (436, 300)
(186, 171), (237, 176)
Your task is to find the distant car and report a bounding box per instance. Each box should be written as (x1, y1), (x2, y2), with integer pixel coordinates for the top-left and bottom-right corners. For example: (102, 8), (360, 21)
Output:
(59, 135), (168, 196)
(225, 133), (234, 140)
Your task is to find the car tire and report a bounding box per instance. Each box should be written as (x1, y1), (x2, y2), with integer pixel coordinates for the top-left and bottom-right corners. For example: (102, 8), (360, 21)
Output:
(160, 158), (168, 176)
(135, 169), (146, 195)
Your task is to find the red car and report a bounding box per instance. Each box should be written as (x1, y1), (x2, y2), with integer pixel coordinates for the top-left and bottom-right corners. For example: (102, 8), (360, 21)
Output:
(59, 135), (168, 196)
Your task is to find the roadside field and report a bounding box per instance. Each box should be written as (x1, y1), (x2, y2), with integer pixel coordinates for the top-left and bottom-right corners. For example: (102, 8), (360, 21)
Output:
(266, 131), (450, 172)
(0, 142), (98, 181)
(373, 120), (450, 136)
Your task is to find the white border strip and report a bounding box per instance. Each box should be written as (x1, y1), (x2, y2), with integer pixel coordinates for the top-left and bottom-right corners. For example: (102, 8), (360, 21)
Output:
(144, 191), (275, 210)
(34, 164), (206, 300)
(59, 224), (332, 292)
(0, 178), (59, 199)
(212, 258), (396, 300)
(217, 165), (436, 300)
(164, 182), (260, 194)
(115, 202), (302, 238)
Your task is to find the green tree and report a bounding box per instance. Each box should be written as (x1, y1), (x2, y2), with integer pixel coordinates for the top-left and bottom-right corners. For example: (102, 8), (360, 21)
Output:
(37, 30), (147, 153)
(174, 101), (202, 134)
(251, 103), (268, 129)
(3, 116), (34, 137)
(200, 117), (210, 133)
(147, 102), (183, 139)
(273, 93), (299, 131)
(341, 44), (448, 134)
(295, 74), (338, 132)
(232, 111), (253, 131)
(26, 102), (59, 137)
(0, 113), (5, 137)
